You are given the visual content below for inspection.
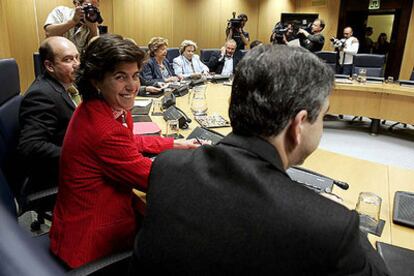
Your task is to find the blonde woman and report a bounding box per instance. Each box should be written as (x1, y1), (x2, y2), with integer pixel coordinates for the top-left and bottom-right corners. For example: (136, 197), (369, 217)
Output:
(140, 37), (181, 83)
(173, 40), (209, 79)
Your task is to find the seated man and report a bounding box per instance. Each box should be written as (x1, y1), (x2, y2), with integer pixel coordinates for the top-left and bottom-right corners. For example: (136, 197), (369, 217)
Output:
(44, 0), (100, 53)
(208, 39), (241, 76)
(18, 37), (79, 195)
(130, 45), (389, 275)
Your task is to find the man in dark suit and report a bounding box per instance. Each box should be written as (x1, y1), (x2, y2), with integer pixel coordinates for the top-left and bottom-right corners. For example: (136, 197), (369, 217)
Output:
(130, 45), (389, 275)
(18, 36), (79, 194)
(207, 39), (241, 75)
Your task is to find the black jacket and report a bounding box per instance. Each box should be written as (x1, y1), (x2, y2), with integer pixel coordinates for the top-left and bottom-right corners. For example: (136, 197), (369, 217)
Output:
(301, 33), (325, 52)
(207, 52), (242, 74)
(130, 134), (389, 275)
(17, 73), (75, 193)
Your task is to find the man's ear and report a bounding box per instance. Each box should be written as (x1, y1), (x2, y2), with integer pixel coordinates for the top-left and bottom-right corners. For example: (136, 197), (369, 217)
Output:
(44, 60), (54, 73)
(286, 110), (308, 150)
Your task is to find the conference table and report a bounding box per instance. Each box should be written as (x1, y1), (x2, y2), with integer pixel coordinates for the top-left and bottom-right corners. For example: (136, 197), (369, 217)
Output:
(331, 81), (414, 125)
(138, 82), (414, 250)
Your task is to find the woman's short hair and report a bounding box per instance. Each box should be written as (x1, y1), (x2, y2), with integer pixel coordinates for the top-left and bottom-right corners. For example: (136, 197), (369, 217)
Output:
(179, 40), (197, 55)
(76, 33), (146, 101)
(148, 37), (169, 57)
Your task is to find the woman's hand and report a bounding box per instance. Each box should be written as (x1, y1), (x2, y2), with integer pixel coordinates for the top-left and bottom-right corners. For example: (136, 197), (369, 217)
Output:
(164, 76), (179, 83)
(146, 86), (162, 94)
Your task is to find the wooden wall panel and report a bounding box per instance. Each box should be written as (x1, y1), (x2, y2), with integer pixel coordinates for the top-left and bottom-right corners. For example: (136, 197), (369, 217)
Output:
(34, 0), (73, 43)
(4, 0), (40, 92)
(257, 0), (296, 44)
(98, 0), (114, 34)
(399, 3), (414, 80)
(113, 0), (174, 46)
(0, 0), (11, 58)
(295, 0), (340, 51)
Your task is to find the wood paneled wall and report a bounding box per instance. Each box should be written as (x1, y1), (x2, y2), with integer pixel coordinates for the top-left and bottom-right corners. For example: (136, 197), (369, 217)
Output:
(1, 0), (413, 91)
(400, 3), (414, 80)
(295, 0), (340, 51)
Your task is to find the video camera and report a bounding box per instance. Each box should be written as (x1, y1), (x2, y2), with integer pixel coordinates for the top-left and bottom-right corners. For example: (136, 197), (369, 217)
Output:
(330, 37), (346, 49)
(271, 20), (308, 44)
(82, 3), (103, 24)
(227, 12), (243, 30)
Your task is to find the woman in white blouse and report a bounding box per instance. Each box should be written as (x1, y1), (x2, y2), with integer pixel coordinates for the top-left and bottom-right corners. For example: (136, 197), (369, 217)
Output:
(173, 40), (209, 79)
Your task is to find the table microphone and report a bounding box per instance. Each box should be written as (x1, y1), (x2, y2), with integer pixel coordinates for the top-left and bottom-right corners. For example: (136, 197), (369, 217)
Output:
(333, 180), (349, 190)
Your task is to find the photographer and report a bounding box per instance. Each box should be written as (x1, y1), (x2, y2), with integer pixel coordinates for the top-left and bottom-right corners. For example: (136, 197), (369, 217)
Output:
(226, 13), (250, 51)
(297, 18), (325, 52)
(333, 27), (359, 76)
(44, 0), (101, 53)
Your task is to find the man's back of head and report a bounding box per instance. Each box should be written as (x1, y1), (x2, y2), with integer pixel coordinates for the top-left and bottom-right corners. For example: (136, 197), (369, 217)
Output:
(230, 45), (333, 138)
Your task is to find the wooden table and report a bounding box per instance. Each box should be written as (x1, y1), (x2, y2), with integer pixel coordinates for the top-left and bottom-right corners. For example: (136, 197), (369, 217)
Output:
(332, 82), (414, 125)
(142, 82), (414, 250)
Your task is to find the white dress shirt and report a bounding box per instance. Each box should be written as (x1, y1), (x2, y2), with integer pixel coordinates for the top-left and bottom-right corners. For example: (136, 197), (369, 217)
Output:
(339, 37), (359, 65)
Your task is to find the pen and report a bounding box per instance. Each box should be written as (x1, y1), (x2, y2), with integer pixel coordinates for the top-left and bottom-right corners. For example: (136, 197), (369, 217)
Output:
(195, 137), (203, 145)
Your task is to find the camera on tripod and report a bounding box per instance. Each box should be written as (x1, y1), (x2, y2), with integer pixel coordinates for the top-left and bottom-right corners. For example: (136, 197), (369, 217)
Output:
(330, 37), (346, 49)
(82, 3), (103, 24)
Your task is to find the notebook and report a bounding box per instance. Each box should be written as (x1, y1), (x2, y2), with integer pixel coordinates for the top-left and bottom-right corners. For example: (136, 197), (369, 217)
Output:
(133, 122), (161, 136)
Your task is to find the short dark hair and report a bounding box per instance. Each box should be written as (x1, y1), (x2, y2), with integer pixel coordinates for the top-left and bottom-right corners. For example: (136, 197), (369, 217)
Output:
(38, 39), (55, 64)
(76, 34), (146, 101)
(238, 13), (248, 21)
(315, 18), (325, 30)
(249, 40), (262, 49)
(229, 45), (334, 137)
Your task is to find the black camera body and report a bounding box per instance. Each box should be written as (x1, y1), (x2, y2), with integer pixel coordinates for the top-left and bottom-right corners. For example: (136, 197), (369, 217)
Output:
(228, 18), (243, 30)
(331, 37), (346, 49)
(82, 3), (103, 24)
(271, 20), (310, 44)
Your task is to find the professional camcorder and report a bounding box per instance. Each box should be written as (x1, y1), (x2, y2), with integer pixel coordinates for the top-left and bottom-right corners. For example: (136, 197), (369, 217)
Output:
(271, 20), (307, 44)
(227, 12), (243, 30)
(82, 3), (103, 24)
(330, 37), (346, 49)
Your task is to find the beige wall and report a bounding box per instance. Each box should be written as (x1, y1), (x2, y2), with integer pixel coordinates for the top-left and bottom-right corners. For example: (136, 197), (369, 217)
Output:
(295, 0), (340, 51)
(400, 3), (414, 80)
(1, 0), (413, 91)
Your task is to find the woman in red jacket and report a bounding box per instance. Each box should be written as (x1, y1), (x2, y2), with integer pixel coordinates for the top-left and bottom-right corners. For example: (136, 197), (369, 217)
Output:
(50, 34), (198, 268)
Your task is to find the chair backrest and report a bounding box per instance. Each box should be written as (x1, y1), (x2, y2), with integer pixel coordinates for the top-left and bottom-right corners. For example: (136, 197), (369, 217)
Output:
(0, 58), (25, 199)
(166, 48), (180, 63)
(239, 49), (248, 59)
(315, 51), (337, 72)
(200, 48), (220, 63)
(0, 202), (64, 276)
(410, 70), (414, 81)
(0, 167), (16, 216)
(139, 46), (149, 54)
(352, 54), (385, 77)
(0, 58), (20, 104)
(33, 52), (45, 78)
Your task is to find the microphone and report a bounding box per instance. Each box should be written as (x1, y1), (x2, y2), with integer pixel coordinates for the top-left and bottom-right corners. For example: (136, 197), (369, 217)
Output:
(333, 180), (349, 190)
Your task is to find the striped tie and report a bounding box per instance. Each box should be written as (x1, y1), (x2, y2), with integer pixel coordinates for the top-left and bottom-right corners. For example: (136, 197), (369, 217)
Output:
(67, 85), (82, 106)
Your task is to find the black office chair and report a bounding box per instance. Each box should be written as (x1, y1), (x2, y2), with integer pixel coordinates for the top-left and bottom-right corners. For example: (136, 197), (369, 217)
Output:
(33, 52), (44, 78)
(200, 48), (220, 64)
(239, 49), (248, 59)
(139, 46), (149, 54)
(315, 51), (337, 72)
(0, 201), (64, 276)
(166, 47), (180, 64)
(410, 70), (414, 81)
(0, 58), (57, 230)
(352, 54), (385, 77)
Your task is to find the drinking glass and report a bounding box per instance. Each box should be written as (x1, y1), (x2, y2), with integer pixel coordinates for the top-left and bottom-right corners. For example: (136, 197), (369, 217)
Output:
(387, 76), (394, 84)
(355, 192), (382, 233)
(357, 68), (367, 84)
(165, 119), (179, 138)
(151, 98), (163, 116)
(190, 85), (208, 116)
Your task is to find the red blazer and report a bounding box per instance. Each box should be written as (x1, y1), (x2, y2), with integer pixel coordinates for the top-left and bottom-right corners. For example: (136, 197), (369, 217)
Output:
(49, 98), (173, 268)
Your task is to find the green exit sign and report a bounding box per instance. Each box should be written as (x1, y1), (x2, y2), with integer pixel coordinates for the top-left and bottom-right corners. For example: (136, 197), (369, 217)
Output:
(369, 0), (380, 10)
